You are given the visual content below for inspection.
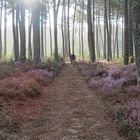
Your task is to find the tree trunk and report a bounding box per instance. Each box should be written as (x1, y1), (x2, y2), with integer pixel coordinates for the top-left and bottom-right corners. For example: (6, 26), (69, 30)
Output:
(53, 0), (60, 60)
(124, 0), (129, 65)
(104, 7), (107, 59)
(4, 0), (7, 57)
(19, 3), (26, 62)
(16, 3), (19, 58)
(67, 0), (71, 57)
(107, 0), (112, 61)
(79, 22), (81, 57)
(133, 5), (140, 84)
(12, 4), (19, 61)
(41, 9), (44, 58)
(32, 3), (40, 62)
(48, 6), (53, 56)
(81, 0), (84, 58)
(128, 0), (134, 63)
(61, 2), (65, 59)
(96, 10), (100, 59)
(28, 11), (32, 60)
(72, 0), (77, 54)
(122, 16), (124, 56)
(0, 1), (3, 58)
(12, 9), (18, 61)
(87, 0), (96, 62)
(44, 2), (47, 57)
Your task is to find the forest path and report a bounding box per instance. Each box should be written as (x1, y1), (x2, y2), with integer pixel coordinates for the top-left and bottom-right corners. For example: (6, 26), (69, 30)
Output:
(21, 64), (123, 140)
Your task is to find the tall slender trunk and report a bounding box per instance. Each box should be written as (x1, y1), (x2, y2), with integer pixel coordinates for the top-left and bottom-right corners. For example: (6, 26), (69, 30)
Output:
(12, 7), (19, 61)
(44, 3), (47, 57)
(54, 11), (58, 59)
(104, 0), (112, 61)
(53, 0), (60, 59)
(28, 11), (32, 60)
(44, 21), (47, 57)
(122, 16), (124, 56)
(16, 3), (19, 58)
(64, 3), (68, 58)
(48, 7), (52, 56)
(96, 10), (100, 59)
(115, 20), (119, 58)
(114, 11), (119, 58)
(72, 0), (77, 54)
(0, 1), (3, 58)
(19, 3), (26, 62)
(98, 16), (104, 54)
(81, 0), (84, 58)
(41, 9), (44, 58)
(104, 7), (107, 59)
(67, 0), (71, 56)
(128, 0), (134, 63)
(32, 3), (40, 62)
(4, 0), (7, 57)
(79, 22), (81, 57)
(133, 5), (140, 84)
(61, 1), (65, 59)
(124, 0), (129, 65)
(87, 0), (96, 62)
(107, 0), (112, 61)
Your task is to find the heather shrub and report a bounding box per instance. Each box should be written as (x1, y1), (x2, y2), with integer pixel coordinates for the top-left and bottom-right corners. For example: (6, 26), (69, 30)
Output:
(125, 85), (140, 95)
(79, 63), (137, 91)
(27, 69), (54, 85)
(0, 78), (25, 100)
(108, 67), (122, 80)
(21, 79), (41, 98)
(77, 64), (87, 72)
(48, 60), (64, 72)
(14, 62), (33, 72)
(33, 62), (49, 70)
(78, 63), (107, 78)
(0, 64), (15, 79)
(108, 104), (126, 122)
(78, 63), (98, 80)
(0, 77), (42, 100)
(29, 57), (64, 71)
(78, 62), (139, 139)
(88, 78), (104, 89)
(124, 101), (140, 128)
(120, 65), (137, 86)
(115, 100), (140, 140)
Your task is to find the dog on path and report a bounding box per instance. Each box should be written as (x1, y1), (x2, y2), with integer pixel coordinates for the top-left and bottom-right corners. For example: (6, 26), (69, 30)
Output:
(70, 54), (76, 64)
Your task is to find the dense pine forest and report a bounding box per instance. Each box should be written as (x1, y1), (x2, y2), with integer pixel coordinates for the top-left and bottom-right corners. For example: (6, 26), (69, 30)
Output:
(0, 0), (140, 140)
(0, 0), (135, 61)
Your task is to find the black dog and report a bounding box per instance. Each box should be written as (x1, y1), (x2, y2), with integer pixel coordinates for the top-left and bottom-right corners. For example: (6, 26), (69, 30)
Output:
(70, 54), (76, 64)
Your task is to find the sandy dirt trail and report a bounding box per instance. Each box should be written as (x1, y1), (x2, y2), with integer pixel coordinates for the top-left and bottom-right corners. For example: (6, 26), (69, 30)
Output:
(21, 64), (124, 140)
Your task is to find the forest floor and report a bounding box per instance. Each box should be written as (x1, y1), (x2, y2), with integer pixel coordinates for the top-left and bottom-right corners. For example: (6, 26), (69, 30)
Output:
(17, 64), (124, 140)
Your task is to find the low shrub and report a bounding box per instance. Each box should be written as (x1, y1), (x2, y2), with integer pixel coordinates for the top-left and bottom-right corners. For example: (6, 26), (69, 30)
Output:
(113, 100), (140, 140)
(0, 64), (15, 79)
(27, 69), (54, 86)
(0, 77), (41, 100)
(77, 62), (140, 140)
(0, 78), (24, 100)
(21, 79), (41, 98)
(33, 57), (64, 71)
